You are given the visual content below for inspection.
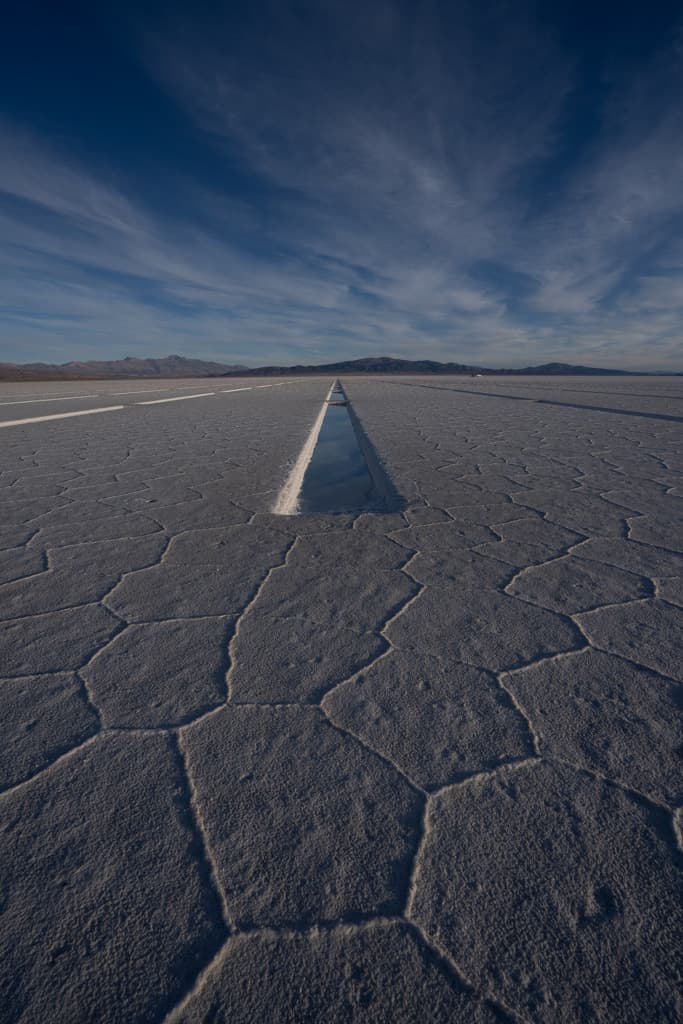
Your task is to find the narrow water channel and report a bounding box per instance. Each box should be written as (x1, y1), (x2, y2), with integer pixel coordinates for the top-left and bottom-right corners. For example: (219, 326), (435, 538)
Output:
(297, 383), (379, 514)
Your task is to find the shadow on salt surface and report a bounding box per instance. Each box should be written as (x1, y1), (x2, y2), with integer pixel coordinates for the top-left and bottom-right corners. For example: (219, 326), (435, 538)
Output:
(297, 383), (403, 515)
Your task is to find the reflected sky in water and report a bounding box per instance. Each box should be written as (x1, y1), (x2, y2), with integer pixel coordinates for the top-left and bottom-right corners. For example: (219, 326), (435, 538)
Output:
(299, 403), (376, 514)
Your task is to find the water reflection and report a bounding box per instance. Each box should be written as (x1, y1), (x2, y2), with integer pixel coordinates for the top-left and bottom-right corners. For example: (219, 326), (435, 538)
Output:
(298, 402), (377, 513)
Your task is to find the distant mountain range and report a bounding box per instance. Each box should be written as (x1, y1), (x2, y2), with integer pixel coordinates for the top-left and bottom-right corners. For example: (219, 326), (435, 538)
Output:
(0, 355), (246, 380)
(0, 353), (651, 381)
(224, 356), (637, 377)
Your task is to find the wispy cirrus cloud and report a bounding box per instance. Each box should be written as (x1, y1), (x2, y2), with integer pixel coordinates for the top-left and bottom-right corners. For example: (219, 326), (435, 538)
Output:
(1, 1), (682, 368)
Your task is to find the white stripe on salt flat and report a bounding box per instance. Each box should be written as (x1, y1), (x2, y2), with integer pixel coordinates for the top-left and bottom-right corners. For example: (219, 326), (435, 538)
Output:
(137, 392), (215, 405)
(0, 394), (98, 406)
(273, 381), (335, 515)
(0, 406), (125, 428)
(221, 382), (294, 392)
(111, 388), (173, 395)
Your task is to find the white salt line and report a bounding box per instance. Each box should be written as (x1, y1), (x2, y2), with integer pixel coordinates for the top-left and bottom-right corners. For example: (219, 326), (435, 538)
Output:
(137, 392), (215, 405)
(0, 406), (125, 428)
(221, 381), (294, 393)
(111, 388), (173, 395)
(273, 382), (335, 515)
(0, 394), (98, 406)
(0, 390), (86, 399)
(0, 379), (299, 427)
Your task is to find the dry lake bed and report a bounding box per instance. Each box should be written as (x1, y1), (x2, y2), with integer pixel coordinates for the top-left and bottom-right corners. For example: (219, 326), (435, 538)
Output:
(0, 374), (681, 1023)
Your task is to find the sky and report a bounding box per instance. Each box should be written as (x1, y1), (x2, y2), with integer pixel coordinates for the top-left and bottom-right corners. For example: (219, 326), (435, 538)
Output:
(1, 1), (682, 370)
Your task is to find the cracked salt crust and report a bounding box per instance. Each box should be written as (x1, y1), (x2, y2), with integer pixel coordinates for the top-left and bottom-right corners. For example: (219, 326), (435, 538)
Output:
(0, 375), (681, 1023)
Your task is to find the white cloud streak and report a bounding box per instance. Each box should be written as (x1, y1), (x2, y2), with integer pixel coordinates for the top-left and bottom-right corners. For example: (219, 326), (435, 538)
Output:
(1, 3), (682, 369)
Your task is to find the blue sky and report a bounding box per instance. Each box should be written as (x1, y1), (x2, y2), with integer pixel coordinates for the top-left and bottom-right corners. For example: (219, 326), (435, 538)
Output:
(1, 0), (682, 369)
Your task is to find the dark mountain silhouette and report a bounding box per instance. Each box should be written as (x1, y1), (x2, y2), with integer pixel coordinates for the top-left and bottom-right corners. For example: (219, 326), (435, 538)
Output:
(0, 353), (649, 381)
(515, 362), (631, 375)
(224, 356), (636, 377)
(0, 355), (247, 381)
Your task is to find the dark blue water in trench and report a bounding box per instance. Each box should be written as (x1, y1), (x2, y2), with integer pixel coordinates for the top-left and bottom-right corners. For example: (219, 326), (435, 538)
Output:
(298, 393), (378, 514)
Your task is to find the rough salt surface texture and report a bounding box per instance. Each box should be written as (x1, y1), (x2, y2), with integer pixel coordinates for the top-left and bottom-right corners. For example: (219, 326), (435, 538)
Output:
(0, 375), (681, 1023)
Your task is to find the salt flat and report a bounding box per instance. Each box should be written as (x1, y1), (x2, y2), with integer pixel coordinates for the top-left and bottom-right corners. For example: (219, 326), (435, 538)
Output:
(0, 375), (681, 1023)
